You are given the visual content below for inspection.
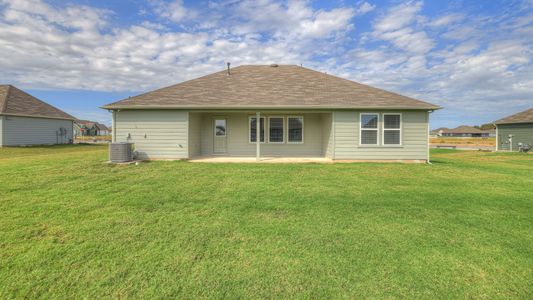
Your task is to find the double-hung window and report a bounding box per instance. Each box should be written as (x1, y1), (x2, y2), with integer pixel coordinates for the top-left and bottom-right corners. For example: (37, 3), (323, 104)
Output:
(360, 113), (379, 145)
(269, 117), (284, 143)
(249, 117), (265, 143)
(383, 114), (401, 145)
(287, 116), (303, 143)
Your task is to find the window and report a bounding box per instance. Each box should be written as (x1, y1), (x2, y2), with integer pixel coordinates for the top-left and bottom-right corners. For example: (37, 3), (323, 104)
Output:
(287, 116), (303, 143)
(249, 117), (265, 143)
(383, 114), (401, 145)
(360, 113), (379, 145)
(214, 119), (226, 137)
(269, 117), (284, 143)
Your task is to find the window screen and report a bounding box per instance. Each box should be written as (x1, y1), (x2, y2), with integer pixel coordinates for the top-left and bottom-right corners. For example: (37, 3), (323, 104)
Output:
(288, 117), (303, 143)
(383, 114), (401, 145)
(269, 117), (284, 143)
(250, 117), (265, 143)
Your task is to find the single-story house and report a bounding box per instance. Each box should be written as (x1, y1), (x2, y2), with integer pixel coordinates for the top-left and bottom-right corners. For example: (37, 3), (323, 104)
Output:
(102, 65), (441, 161)
(0, 85), (74, 147)
(430, 127), (449, 137)
(440, 126), (493, 137)
(74, 120), (110, 136)
(494, 108), (533, 151)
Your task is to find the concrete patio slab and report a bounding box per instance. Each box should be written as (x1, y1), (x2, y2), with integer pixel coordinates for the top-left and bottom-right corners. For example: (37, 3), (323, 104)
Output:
(188, 156), (333, 163)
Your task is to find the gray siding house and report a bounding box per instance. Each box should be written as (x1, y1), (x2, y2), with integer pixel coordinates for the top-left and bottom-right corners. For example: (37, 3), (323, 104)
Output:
(0, 85), (74, 147)
(494, 108), (533, 151)
(102, 65), (440, 161)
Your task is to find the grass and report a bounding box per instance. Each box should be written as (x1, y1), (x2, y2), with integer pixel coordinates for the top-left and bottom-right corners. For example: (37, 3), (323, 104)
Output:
(0, 145), (532, 299)
(430, 137), (496, 146)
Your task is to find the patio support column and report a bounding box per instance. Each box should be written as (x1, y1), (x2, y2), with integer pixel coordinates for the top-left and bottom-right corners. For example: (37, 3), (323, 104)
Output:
(256, 112), (260, 161)
(112, 110), (117, 142)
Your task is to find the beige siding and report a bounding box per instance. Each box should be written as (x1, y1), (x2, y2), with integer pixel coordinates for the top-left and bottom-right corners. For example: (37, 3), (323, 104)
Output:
(197, 113), (325, 156)
(333, 110), (429, 160)
(322, 113), (333, 158)
(188, 113), (202, 157)
(3, 116), (73, 146)
(115, 110), (188, 159)
(497, 123), (533, 151)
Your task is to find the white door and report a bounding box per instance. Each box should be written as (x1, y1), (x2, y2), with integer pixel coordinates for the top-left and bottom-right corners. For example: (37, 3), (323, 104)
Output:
(213, 119), (227, 154)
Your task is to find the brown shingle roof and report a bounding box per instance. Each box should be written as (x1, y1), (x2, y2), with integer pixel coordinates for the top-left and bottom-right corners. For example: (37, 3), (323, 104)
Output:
(442, 126), (484, 134)
(0, 85), (75, 120)
(102, 65), (440, 110)
(494, 108), (533, 124)
(75, 119), (110, 131)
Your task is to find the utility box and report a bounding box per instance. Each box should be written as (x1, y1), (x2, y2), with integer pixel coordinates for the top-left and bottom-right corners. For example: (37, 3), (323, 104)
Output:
(109, 142), (133, 163)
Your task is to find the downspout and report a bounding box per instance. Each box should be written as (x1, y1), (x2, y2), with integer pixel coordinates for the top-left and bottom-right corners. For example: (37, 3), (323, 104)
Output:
(256, 112), (261, 162)
(427, 110), (432, 164)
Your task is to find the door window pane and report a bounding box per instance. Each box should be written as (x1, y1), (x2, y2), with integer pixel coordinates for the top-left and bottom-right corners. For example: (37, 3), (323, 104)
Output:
(215, 119), (226, 136)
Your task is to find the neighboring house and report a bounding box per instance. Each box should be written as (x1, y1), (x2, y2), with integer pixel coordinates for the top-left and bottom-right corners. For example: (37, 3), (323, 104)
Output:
(440, 126), (492, 137)
(0, 85), (74, 147)
(494, 108), (533, 151)
(430, 127), (448, 137)
(74, 120), (110, 136)
(102, 65), (441, 161)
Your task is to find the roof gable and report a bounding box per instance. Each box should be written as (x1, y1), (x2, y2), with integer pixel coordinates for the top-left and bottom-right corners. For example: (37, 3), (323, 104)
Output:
(0, 85), (75, 120)
(495, 108), (533, 124)
(103, 65), (440, 110)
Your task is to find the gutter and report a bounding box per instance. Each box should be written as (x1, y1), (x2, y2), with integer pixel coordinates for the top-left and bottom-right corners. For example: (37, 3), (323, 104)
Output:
(0, 112), (75, 121)
(100, 105), (443, 111)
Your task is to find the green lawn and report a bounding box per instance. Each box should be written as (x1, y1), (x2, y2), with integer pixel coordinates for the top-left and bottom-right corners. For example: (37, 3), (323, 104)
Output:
(0, 145), (532, 299)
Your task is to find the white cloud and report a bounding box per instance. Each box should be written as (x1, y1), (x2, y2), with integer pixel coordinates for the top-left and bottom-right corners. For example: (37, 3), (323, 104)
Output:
(225, 0), (354, 40)
(355, 1), (375, 15)
(371, 1), (434, 54)
(428, 13), (464, 27)
(373, 1), (422, 32)
(0, 0), (531, 127)
(152, 0), (190, 23)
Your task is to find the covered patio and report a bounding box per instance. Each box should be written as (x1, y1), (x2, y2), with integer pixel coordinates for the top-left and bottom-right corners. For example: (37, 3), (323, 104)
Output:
(188, 111), (333, 161)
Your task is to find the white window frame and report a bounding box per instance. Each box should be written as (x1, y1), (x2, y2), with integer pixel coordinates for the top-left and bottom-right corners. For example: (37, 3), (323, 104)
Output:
(268, 116), (285, 144)
(287, 116), (304, 144)
(382, 113), (402, 146)
(359, 113), (379, 146)
(248, 116), (266, 144)
(214, 119), (227, 137)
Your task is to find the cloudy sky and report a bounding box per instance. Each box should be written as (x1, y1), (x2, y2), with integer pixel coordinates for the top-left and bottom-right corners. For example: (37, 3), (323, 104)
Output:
(0, 0), (532, 128)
